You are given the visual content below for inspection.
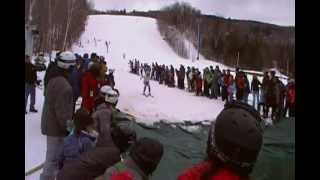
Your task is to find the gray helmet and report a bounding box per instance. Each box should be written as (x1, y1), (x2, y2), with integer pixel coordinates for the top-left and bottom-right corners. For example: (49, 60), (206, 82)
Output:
(207, 100), (263, 174)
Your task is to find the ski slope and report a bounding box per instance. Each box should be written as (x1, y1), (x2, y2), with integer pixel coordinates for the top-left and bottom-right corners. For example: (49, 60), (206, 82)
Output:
(72, 15), (229, 123)
(26, 15), (285, 179)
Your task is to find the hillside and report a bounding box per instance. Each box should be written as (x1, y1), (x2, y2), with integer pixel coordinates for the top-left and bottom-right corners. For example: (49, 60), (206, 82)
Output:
(97, 3), (295, 77)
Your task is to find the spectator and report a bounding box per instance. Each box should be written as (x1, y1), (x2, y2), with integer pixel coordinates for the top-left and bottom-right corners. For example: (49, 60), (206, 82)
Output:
(25, 55), (39, 113)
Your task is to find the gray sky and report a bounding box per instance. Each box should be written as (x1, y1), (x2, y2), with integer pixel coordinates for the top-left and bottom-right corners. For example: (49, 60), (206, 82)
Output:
(92, 0), (295, 26)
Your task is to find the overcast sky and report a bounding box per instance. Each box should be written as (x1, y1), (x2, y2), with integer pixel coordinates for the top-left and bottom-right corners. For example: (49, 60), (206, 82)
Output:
(92, 0), (295, 26)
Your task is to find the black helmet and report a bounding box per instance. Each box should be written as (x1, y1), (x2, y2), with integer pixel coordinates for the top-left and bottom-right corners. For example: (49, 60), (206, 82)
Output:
(130, 138), (164, 175)
(207, 100), (263, 174)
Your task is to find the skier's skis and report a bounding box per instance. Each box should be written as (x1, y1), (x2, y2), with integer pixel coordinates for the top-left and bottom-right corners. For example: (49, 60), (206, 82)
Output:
(142, 93), (153, 98)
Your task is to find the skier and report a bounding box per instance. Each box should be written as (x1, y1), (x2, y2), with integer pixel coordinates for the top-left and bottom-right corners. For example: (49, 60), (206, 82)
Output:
(98, 138), (164, 180)
(25, 55), (40, 114)
(178, 101), (263, 180)
(58, 108), (97, 169)
(142, 69), (152, 96)
(40, 51), (76, 180)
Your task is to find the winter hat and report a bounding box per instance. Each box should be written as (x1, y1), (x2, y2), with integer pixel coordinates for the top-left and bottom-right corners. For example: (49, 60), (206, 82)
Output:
(56, 51), (76, 69)
(207, 101), (263, 175)
(130, 138), (164, 175)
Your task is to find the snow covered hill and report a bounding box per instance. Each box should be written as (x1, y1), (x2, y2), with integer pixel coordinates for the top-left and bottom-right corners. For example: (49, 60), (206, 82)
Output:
(72, 15), (228, 123)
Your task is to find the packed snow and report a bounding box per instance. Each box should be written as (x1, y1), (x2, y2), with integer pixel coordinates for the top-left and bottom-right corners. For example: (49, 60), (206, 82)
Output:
(25, 15), (284, 178)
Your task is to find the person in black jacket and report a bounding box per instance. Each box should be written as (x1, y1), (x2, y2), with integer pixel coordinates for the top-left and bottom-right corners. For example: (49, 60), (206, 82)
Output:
(251, 75), (261, 110)
(25, 55), (39, 113)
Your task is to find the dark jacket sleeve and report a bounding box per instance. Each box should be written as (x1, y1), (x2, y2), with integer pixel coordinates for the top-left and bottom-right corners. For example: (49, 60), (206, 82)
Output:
(57, 147), (121, 180)
(55, 86), (73, 132)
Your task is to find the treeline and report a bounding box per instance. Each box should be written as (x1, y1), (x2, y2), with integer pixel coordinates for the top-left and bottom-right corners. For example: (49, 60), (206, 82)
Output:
(156, 2), (295, 77)
(25, 0), (93, 53)
(97, 3), (295, 77)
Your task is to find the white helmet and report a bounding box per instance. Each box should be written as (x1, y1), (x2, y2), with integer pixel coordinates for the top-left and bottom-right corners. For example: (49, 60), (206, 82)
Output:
(56, 51), (76, 69)
(100, 85), (119, 104)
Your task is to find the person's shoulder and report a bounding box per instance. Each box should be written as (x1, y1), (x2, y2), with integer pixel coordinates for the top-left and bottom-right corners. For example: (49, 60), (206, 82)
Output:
(178, 161), (211, 180)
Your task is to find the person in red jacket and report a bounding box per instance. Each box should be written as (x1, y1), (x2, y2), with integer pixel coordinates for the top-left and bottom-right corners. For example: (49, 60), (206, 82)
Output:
(235, 72), (245, 101)
(81, 62), (101, 114)
(284, 79), (295, 117)
(196, 71), (203, 96)
(178, 101), (263, 180)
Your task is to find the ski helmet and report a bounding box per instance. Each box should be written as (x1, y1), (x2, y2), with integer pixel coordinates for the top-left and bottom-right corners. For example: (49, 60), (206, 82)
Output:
(56, 51), (76, 69)
(207, 100), (263, 174)
(100, 85), (119, 105)
(130, 138), (164, 175)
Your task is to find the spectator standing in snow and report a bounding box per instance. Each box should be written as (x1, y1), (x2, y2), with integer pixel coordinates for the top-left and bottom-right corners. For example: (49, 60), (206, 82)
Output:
(266, 71), (277, 120)
(186, 66), (191, 91)
(82, 53), (90, 71)
(58, 108), (97, 169)
(214, 66), (222, 97)
(203, 68), (210, 97)
(273, 77), (285, 122)
(40, 51), (76, 180)
(284, 79), (295, 117)
(227, 76), (236, 102)
(25, 55), (39, 114)
(251, 75), (262, 110)
(260, 71), (270, 118)
(180, 65), (185, 89)
(195, 71), (203, 96)
(235, 71), (245, 101)
(221, 70), (231, 101)
(243, 73), (250, 104)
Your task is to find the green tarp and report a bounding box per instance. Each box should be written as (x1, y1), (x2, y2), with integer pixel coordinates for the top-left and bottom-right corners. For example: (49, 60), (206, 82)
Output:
(128, 118), (295, 180)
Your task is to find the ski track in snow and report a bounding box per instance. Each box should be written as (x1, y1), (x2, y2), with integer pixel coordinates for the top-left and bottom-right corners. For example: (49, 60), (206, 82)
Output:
(25, 15), (286, 179)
